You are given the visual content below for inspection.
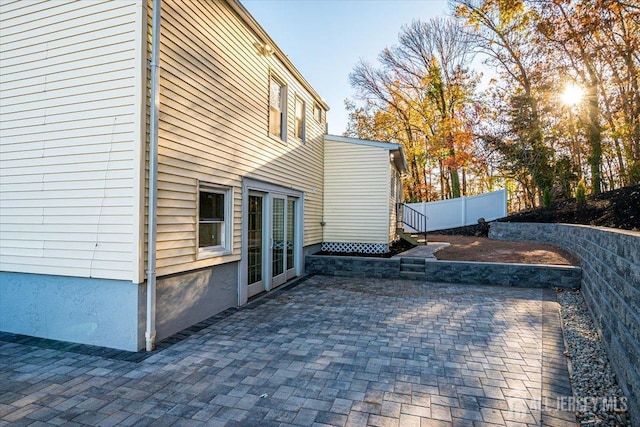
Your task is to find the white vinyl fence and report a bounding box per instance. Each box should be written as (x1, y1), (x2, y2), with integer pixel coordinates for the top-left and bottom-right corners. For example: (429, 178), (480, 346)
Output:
(404, 189), (508, 232)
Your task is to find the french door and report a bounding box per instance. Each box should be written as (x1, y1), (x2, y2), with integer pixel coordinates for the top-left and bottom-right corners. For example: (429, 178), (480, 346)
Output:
(271, 195), (297, 288)
(247, 193), (265, 298)
(246, 191), (299, 298)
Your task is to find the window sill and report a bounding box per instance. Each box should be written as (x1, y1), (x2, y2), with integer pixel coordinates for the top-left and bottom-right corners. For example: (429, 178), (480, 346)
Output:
(198, 247), (232, 260)
(268, 133), (287, 144)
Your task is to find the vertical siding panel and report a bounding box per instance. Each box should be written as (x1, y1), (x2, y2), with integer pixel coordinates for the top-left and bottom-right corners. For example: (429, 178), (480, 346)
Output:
(0, 1), (142, 281)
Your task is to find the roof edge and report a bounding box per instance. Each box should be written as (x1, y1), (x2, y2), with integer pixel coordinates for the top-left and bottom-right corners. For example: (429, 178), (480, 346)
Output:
(227, 0), (330, 111)
(324, 134), (402, 151)
(324, 134), (408, 172)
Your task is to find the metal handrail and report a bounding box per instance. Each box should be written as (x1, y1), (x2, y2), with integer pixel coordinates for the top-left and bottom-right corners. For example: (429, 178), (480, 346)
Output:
(396, 203), (428, 244)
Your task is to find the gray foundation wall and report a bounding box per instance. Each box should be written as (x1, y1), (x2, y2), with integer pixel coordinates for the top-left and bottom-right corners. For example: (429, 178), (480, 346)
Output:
(3, 256), (319, 351)
(155, 261), (238, 342)
(0, 272), (143, 351)
(490, 222), (640, 421)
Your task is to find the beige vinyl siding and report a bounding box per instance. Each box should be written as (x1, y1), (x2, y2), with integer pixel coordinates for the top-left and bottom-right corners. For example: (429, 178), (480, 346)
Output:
(0, 0), (146, 281)
(153, 0), (325, 276)
(323, 141), (389, 244)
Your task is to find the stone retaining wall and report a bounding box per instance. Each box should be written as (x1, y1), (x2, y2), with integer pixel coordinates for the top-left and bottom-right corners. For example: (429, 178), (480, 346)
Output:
(305, 255), (581, 289)
(421, 260), (580, 288)
(305, 256), (400, 278)
(490, 222), (640, 422)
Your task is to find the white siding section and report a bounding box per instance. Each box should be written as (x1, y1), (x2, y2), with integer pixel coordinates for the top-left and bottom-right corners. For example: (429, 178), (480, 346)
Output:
(153, 0), (326, 276)
(323, 140), (389, 244)
(0, 0), (145, 281)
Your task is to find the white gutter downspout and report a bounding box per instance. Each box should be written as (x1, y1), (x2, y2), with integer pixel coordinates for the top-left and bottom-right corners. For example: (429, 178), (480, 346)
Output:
(146, 0), (161, 351)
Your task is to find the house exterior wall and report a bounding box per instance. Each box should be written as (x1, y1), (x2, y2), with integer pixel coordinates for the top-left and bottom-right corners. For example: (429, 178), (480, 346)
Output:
(323, 140), (389, 251)
(155, 261), (238, 342)
(0, 0), (335, 351)
(0, 272), (145, 351)
(0, 0), (147, 283)
(152, 0), (326, 277)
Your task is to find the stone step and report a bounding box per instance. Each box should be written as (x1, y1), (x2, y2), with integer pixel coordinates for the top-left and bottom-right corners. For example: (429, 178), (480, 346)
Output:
(399, 271), (426, 280)
(396, 228), (421, 246)
(400, 257), (425, 265)
(400, 263), (426, 273)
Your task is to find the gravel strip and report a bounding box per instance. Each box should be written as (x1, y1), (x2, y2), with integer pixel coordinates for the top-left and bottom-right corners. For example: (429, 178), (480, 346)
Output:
(558, 289), (631, 426)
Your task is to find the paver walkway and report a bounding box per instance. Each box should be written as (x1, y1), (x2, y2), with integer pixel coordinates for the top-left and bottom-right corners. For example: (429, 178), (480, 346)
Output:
(0, 276), (576, 427)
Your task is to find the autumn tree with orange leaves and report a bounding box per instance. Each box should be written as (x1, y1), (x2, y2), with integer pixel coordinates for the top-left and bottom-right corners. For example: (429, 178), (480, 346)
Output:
(348, 0), (639, 208)
(454, 0), (639, 205)
(347, 18), (482, 201)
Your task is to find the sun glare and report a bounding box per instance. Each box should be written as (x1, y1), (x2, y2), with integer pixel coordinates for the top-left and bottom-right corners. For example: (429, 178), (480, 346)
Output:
(561, 83), (584, 106)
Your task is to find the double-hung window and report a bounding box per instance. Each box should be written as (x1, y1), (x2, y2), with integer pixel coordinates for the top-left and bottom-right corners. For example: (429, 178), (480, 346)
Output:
(269, 76), (286, 140)
(198, 184), (232, 255)
(313, 103), (323, 124)
(294, 95), (305, 141)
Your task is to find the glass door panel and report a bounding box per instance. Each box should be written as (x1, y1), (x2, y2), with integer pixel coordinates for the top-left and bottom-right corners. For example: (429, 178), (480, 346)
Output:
(248, 195), (263, 284)
(271, 196), (286, 287)
(247, 194), (265, 298)
(286, 198), (296, 278)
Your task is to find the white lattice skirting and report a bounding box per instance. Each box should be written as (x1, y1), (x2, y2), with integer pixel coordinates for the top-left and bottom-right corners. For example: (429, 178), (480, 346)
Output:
(322, 242), (389, 254)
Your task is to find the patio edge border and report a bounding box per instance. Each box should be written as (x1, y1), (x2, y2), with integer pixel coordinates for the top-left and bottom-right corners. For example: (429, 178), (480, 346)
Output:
(490, 222), (639, 424)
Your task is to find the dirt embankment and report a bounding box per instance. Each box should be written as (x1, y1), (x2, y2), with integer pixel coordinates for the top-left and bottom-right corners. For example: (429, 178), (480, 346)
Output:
(429, 235), (579, 266)
(501, 184), (640, 231)
(426, 185), (639, 265)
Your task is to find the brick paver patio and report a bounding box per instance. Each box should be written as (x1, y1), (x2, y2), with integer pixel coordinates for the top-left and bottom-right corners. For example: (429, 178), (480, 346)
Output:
(0, 276), (577, 426)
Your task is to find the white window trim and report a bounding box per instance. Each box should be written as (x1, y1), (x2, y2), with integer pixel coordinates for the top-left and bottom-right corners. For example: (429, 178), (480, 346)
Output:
(268, 72), (287, 143)
(294, 94), (306, 142)
(238, 178), (305, 306)
(197, 183), (233, 259)
(313, 102), (322, 124)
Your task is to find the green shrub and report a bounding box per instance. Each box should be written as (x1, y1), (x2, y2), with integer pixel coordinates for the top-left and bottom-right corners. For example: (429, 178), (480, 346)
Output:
(628, 162), (640, 185)
(542, 187), (551, 207)
(576, 180), (587, 205)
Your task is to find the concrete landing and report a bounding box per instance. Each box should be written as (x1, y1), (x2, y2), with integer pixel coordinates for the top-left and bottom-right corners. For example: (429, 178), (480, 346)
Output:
(392, 242), (451, 259)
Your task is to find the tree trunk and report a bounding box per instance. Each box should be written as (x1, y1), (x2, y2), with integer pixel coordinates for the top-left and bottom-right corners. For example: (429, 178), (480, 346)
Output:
(586, 83), (602, 194)
(462, 169), (467, 196)
(444, 168), (452, 199)
(439, 159), (446, 200)
(450, 168), (461, 198)
(410, 158), (421, 201)
(422, 168), (429, 202)
(597, 79), (627, 185)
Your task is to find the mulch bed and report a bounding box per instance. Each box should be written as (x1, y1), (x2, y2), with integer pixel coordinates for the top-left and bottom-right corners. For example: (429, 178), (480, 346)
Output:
(501, 184), (640, 231)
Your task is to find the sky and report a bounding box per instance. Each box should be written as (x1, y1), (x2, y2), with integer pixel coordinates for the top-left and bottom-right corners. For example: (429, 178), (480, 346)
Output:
(242, 0), (452, 136)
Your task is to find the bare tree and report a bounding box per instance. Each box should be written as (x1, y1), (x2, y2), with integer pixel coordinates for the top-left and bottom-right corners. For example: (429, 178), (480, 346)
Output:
(349, 18), (478, 199)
